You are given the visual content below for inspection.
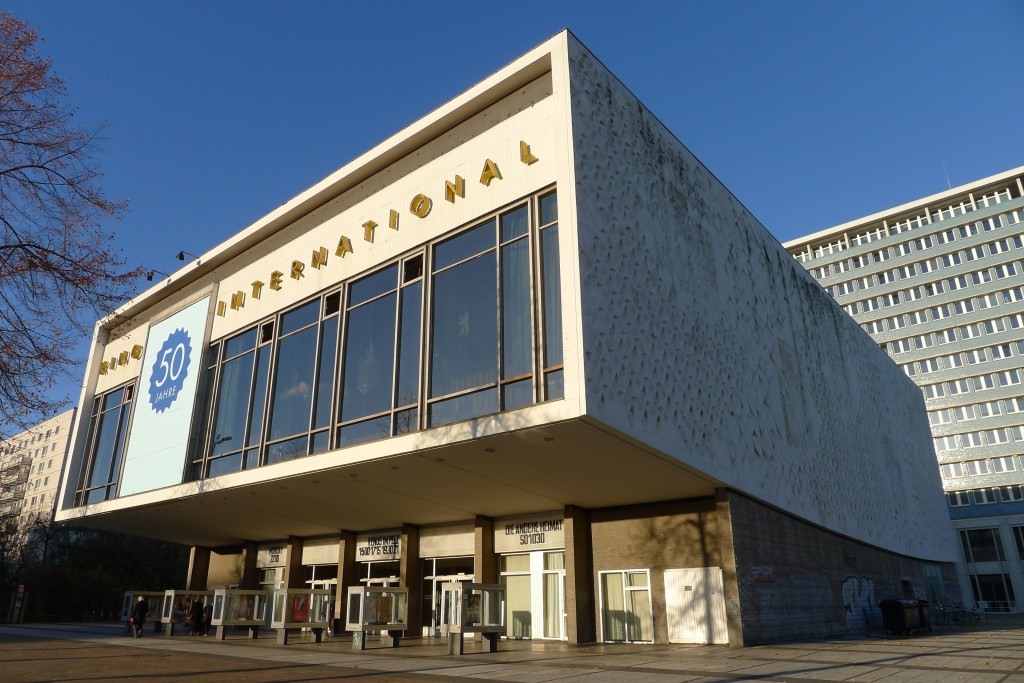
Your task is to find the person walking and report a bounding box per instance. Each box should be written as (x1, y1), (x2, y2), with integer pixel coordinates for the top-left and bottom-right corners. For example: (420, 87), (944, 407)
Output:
(129, 596), (148, 639)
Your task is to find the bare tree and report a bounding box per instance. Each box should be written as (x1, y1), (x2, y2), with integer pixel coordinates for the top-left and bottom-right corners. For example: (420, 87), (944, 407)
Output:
(0, 13), (140, 435)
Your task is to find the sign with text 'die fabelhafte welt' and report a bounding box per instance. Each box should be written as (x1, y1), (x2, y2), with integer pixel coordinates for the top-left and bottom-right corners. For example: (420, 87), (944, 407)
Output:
(119, 296), (211, 496)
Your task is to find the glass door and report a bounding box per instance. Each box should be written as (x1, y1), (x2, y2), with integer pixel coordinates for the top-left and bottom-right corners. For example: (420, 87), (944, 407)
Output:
(542, 552), (565, 639)
(421, 556), (474, 637)
(499, 551), (566, 640)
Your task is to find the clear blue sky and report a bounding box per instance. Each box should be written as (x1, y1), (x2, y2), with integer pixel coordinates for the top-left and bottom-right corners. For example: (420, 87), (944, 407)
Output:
(6, 0), (1024, 412)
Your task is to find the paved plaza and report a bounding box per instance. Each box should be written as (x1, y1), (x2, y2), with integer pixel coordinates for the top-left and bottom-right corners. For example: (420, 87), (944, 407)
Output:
(1, 618), (1023, 682)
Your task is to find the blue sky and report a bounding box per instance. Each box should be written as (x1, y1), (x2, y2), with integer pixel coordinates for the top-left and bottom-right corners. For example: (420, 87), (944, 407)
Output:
(5, 0), (1024, 412)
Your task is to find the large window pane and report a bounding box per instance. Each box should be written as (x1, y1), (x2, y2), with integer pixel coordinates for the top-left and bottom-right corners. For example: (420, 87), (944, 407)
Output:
(395, 282), (422, 409)
(223, 328), (257, 359)
(435, 221), (494, 271)
(502, 237), (532, 379)
(313, 316), (338, 429)
(268, 325), (318, 441)
(429, 388), (498, 427)
(80, 384), (133, 502)
(430, 254), (497, 397)
(501, 206), (528, 242)
(337, 415), (391, 447)
(87, 405), (123, 489)
(350, 265), (398, 306)
(503, 574), (532, 639)
(246, 345), (271, 448)
(541, 225), (562, 368)
(210, 353), (254, 456)
(266, 435), (308, 464)
(280, 300), (320, 336)
(341, 293), (397, 422)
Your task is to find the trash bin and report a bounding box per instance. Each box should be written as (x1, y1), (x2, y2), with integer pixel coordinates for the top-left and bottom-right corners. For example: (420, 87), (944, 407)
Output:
(917, 600), (931, 631)
(880, 599), (923, 634)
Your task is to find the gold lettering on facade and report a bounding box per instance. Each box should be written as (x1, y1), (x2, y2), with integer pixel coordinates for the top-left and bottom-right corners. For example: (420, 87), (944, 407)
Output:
(131, 344), (143, 359)
(311, 247), (328, 269)
(520, 140), (538, 165)
(410, 194), (432, 218)
(100, 361), (109, 375)
(362, 220), (377, 243)
(207, 146), (540, 322)
(480, 159), (502, 186)
(109, 357), (117, 371)
(444, 175), (465, 203)
(118, 351), (129, 366)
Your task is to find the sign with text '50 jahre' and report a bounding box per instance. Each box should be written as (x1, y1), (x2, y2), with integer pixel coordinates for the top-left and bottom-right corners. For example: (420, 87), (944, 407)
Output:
(119, 297), (211, 497)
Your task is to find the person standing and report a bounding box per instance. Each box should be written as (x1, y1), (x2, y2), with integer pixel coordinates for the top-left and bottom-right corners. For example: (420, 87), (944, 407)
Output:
(188, 598), (203, 636)
(202, 602), (213, 636)
(130, 596), (148, 639)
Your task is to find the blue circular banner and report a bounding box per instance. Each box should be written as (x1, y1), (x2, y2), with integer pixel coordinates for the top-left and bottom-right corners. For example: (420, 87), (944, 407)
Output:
(148, 328), (192, 413)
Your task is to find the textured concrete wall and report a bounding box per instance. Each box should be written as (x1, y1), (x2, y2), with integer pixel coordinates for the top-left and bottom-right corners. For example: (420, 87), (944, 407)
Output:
(726, 491), (960, 645)
(565, 35), (956, 562)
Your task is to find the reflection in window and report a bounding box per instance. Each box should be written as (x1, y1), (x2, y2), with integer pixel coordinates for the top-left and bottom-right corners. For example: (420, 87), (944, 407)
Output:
(188, 188), (560, 481)
(76, 383), (134, 504)
(338, 256), (423, 444)
(539, 192), (563, 400)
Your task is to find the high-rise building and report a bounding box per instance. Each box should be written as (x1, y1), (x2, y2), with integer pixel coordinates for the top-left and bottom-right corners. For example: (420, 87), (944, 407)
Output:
(55, 31), (956, 645)
(785, 167), (1024, 613)
(0, 409), (76, 531)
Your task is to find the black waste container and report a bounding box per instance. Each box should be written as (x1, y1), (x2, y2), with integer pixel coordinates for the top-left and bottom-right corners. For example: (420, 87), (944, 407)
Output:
(880, 599), (923, 634)
(917, 600), (931, 631)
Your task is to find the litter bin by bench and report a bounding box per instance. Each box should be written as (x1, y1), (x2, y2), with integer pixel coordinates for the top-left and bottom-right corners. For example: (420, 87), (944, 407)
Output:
(880, 599), (930, 635)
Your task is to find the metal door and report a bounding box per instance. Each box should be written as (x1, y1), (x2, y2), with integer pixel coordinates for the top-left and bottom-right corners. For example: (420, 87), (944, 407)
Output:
(664, 567), (729, 644)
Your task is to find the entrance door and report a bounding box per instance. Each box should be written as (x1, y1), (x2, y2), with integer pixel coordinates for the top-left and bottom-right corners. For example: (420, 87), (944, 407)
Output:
(664, 567), (729, 644)
(422, 557), (474, 637)
(500, 551), (566, 640)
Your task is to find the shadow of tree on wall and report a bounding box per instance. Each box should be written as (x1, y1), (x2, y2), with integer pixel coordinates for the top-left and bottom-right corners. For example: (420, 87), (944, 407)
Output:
(602, 503), (724, 642)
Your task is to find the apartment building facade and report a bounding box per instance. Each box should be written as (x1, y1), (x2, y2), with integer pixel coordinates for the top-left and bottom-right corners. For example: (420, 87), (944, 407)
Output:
(0, 409), (76, 531)
(785, 167), (1024, 612)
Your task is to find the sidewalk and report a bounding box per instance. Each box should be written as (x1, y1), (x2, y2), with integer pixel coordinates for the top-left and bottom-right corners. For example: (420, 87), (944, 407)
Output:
(2, 617), (1023, 682)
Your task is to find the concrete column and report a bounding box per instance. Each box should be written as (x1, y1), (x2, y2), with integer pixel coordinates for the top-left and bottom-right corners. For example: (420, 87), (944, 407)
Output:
(400, 523), (422, 633)
(564, 504), (595, 644)
(715, 488), (745, 647)
(186, 546), (211, 590)
(333, 531), (357, 633)
(474, 515), (495, 583)
(240, 541), (259, 589)
(283, 535), (305, 589)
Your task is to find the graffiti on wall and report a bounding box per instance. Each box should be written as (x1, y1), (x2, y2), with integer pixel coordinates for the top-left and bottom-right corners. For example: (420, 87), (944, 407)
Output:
(841, 574), (881, 635)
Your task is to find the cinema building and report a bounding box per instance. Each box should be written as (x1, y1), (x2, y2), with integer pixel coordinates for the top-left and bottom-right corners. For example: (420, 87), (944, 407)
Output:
(56, 32), (958, 645)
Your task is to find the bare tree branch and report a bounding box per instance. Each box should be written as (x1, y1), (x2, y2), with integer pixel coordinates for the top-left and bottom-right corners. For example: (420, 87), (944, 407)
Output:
(0, 13), (142, 436)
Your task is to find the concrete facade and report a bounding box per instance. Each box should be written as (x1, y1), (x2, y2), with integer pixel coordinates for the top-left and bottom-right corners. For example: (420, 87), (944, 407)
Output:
(56, 31), (955, 646)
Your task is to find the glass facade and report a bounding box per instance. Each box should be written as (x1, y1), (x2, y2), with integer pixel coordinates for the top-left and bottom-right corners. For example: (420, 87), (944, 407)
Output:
(77, 189), (561, 495)
(76, 383), (134, 504)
